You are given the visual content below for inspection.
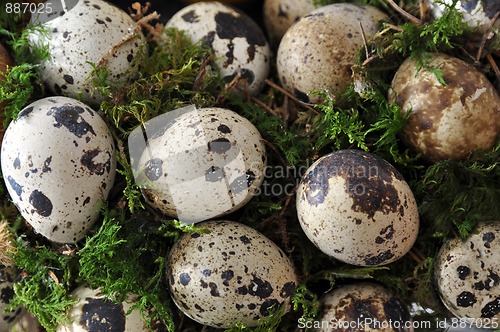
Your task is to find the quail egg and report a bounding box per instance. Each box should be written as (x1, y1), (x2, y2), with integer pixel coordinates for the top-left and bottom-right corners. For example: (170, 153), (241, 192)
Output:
(56, 286), (156, 332)
(389, 52), (500, 162)
(277, 3), (388, 104)
(167, 220), (298, 328)
(316, 283), (412, 331)
(1, 96), (116, 243)
(435, 221), (500, 324)
(263, 0), (316, 45)
(165, 1), (271, 95)
(28, 0), (145, 105)
(427, 0), (500, 34)
(131, 106), (266, 224)
(0, 266), (25, 330)
(296, 149), (419, 266)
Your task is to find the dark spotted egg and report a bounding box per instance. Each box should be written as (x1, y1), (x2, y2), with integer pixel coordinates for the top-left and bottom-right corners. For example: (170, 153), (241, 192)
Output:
(435, 221), (500, 324)
(28, 0), (144, 105)
(0, 266), (25, 330)
(1, 97), (116, 243)
(276, 3), (388, 104)
(389, 53), (500, 162)
(165, 1), (271, 95)
(56, 286), (157, 332)
(167, 220), (298, 328)
(296, 150), (419, 266)
(317, 283), (412, 331)
(134, 106), (266, 224)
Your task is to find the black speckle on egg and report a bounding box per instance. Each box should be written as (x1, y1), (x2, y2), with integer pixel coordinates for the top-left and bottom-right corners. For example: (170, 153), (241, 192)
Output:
(127, 53), (133, 63)
(482, 232), (495, 248)
(179, 273), (191, 286)
(18, 106), (34, 118)
(294, 88), (309, 103)
(43, 156), (52, 173)
(207, 138), (231, 154)
(209, 282), (220, 297)
(63, 74), (74, 84)
(0, 286), (14, 304)
(144, 158), (163, 181)
(29, 190), (53, 217)
(456, 291), (477, 307)
(221, 270), (234, 286)
(481, 297), (500, 318)
(217, 124), (231, 133)
(364, 250), (394, 266)
(182, 10), (199, 23)
(81, 149), (111, 176)
(239, 235), (251, 244)
(96, 18), (105, 24)
(248, 275), (273, 299)
(457, 266), (471, 280)
(214, 12), (266, 46)
(259, 298), (280, 317)
(48, 105), (96, 138)
(205, 166), (224, 182)
(6, 176), (23, 199)
(280, 281), (296, 298)
(80, 298), (126, 331)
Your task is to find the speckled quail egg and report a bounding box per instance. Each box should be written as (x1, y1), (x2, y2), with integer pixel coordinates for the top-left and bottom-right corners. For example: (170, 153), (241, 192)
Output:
(167, 220), (298, 328)
(56, 286), (157, 332)
(296, 149), (419, 266)
(316, 283), (412, 331)
(435, 221), (500, 324)
(389, 53), (500, 162)
(132, 106), (266, 224)
(165, 1), (271, 95)
(28, 0), (144, 105)
(263, 0), (316, 45)
(427, 0), (500, 34)
(0, 266), (25, 330)
(276, 3), (388, 104)
(1, 96), (116, 243)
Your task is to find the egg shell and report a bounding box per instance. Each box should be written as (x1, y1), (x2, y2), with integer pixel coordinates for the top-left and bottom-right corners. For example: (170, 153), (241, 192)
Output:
(389, 53), (500, 162)
(317, 283), (412, 331)
(435, 221), (500, 323)
(56, 286), (155, 332)
(133, 106), (266, 224)
(0, 267), (25, 330)
(296, 149), (419, 266)
(165, 1), (271, 95)
(276, 3), (388, 104)
(28, 0), (144, 105)
(1, 96), (116, 243)
(167, 220), (298, 328)
(263, 0), (316, 45)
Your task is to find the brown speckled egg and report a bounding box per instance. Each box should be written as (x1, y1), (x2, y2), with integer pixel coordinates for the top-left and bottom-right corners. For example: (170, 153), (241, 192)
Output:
(1, 97), (116, 243)
(0, 267), (25, 330)
(435, 221), (500, 324)
(263, 0), (316, 45)
(28, 0), (145, 105)
(296, 149), (419, 266)
(133, 106), (266, 224)
(389, 53), (500, 162)
(316, 283), (412, 331)
(165, 1), (271, 95)
(276, 3), (388, 104)
(56, 286), (155, 332)
(167, 220), (298, 328)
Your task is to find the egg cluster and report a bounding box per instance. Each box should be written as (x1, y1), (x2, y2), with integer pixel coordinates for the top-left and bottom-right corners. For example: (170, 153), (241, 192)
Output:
(0, 0), (498, 331)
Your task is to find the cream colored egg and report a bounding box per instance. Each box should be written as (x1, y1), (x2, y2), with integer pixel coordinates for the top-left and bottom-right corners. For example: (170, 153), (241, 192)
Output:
(277, 3), (388, 104)
(435, 221), (500, 325)
(1, 97), (116, 243)
(167, 220), (298, 328)
(296, 149), (419, 266)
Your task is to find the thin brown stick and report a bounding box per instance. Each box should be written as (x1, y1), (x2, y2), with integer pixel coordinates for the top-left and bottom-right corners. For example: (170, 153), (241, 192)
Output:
(387, 0), (422, 26)
(487, 53), (500, 81)
(359, 22), (370, 61)
(251, 96), (279, 117)
(264, 79), (319, 114)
